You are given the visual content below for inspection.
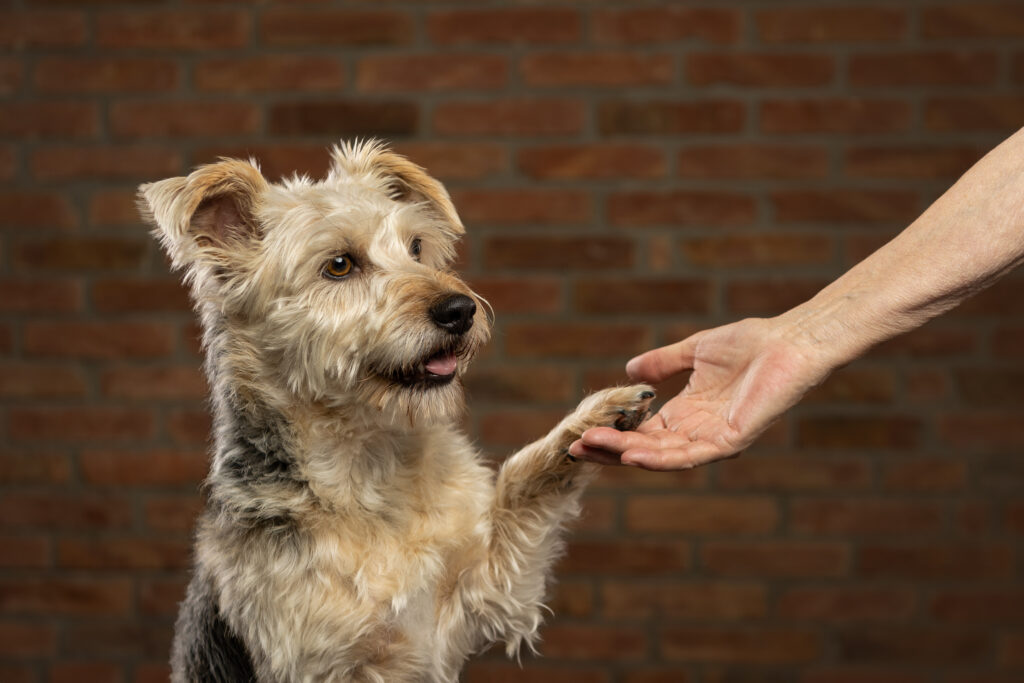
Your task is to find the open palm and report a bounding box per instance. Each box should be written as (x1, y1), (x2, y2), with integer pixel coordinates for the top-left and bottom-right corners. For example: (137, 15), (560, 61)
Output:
(569, 318), (829, 470)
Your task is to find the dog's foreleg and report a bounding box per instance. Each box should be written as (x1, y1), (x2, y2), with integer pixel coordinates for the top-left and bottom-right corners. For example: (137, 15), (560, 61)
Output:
(464, 385), (654, 655)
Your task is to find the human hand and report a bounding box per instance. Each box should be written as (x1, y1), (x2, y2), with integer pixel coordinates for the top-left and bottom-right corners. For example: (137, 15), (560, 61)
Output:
(568, 317), (832, 470)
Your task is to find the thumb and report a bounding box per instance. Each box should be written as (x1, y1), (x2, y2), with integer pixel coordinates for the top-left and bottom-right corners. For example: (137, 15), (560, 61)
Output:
(626, 334), (700, 383)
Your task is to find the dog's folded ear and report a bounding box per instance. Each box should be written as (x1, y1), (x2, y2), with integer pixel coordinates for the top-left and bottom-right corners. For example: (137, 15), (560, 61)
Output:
(329, 140), (465, 238)
(138, 159), (268, 271)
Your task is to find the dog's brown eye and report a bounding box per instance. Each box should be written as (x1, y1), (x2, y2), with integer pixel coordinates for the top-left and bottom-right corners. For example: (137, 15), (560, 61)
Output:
(324, 255), (354, 279)
(410, 238), (422, 261)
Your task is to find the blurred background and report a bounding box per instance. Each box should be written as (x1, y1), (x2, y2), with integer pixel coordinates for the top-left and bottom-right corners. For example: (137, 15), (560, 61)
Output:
(3, 0), (1024, 681)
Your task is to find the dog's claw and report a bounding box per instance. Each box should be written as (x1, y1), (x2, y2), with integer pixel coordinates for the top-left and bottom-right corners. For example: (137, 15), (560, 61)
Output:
(640, 390), (655, 399)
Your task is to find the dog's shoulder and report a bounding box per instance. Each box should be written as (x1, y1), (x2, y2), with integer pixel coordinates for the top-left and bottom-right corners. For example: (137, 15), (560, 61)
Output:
(172, 571), (257, 683)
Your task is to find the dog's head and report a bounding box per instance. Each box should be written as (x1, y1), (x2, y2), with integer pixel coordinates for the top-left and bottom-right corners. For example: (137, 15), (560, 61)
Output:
(139, 140), (490, 423)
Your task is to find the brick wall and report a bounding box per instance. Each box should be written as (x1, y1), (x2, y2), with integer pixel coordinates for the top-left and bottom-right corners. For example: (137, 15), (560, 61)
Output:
(3, 1), (1024, 681)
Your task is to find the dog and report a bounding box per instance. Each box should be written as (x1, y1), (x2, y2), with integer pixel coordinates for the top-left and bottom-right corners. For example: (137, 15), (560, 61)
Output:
(139, 140), (654, 682)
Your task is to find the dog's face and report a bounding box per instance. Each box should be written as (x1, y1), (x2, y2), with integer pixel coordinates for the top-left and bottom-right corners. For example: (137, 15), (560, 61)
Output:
(140, 141), (490, 422)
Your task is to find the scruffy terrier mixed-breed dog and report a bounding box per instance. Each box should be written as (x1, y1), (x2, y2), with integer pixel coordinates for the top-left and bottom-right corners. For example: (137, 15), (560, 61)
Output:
(139, 140), (654, 682)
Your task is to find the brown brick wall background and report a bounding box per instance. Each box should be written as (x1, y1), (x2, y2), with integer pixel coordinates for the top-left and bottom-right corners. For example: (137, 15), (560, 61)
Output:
(3, 1), (1024, 681)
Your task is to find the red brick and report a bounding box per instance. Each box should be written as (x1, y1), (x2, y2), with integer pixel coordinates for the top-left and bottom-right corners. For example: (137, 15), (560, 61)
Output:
(34, 57), (179, 92)
(801, 670), (928, 683)
(805, 368), (896, 404)
(0, 663), (36, 683)
(196, 143), (330, 181)
(906, 369), (952, 403)
(0, 145), (15, 181)
(0, 58), (22, 95)
(479, 407), (568, 447)
(574, 278), (711, 315)
(523, 52), (673, 87)
(92, 278), (191, 313)
(939, 412), (1024, 448)
(0, 11), (87, 48)
(464, 365), (573, 403)
(882, 458), (966, 492)
(626, 496), (778, 534)
(519, 145), (666, 180)
(622, 670), (695, 683)
(195, 55), (344, 93)
(535, 623), (648, 661)
(929, 589), (1024, 623)
(356, 55), (507, 92)
(465, 662), (609, 683)
(993, 324), (1024, 356)
(598, 100), (745, 135)
(505, 323), (651, 359)
(593, 8), (740, 45)
(601, 581), (766, 620)
(858, 543), (1013, 579)
(80, 448), (206, 486)
(0, 279), (81, 312)
(922, 3), (1024, 38)
(0, 535), (50, 569)
(0, 102), (97, 140)
(392, 142), (507, 180)
(684, 234), (833, 268)
(9, 407), (155, 442)
(687, 53), (835, 87)
(798, 415), (921, 450)
(726, 278), (826, 315)
(166, 410), (212, 445)
(260, 9), (412, 46)
(999, 633), (1024, 666)
(778, 585), (917, 622)
(850, 51), (998, 86)
(954, 368), (1024, 406)
(144, 494), (203, 534)
(679, 144), (827, 179)
(560, 539), (690, 575)
(428, 8), (581, 45)
(0, 578), (132, 616)
(467, 277), (563, 315)
(609, 190), (755, 227)
(762, 99), (912, 134)
(110, 101), (261, 139)
(0, 621), (56, 657)
(268, 101), (418, 137)
(836, 628), (988, 664)
(31, 145), (181, 181)
(956, 277), (1024, 316)
(96, 10), (250, 50)
(592, 465), (708, 492)
(139, 578), (187, 617)
(24, 322), (173, 358)
(61, 621), (171, 658)
(0, 362), (87, 398)
(702, 541), (850, 577)
(483, 236), (634, 271)
(925, 96), (1024, 132)
(50, 662), (122, 683)
(845, 145), (983, 178)
(100, 366), (206, 400)
(548, 579), (594, 619)
(774, 190), (919, 223)
(575, 494), (615, 534)
(0, 451), (71, 485)
(87, 189), (144, 228)
(58, 537), (190, 570)
(757, 7), (907, 43)
(14, 237), (147, 272)
(434, 99), (584, 137)
(790, 499), (943, 536)
(455, 189), (591, 226)
(661, 627), (819, 663)
(0, 192), (75, 230)
(0, 491), (133, 528)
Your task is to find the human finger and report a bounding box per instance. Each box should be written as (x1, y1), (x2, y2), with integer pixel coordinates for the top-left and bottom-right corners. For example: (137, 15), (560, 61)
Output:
(625, 335), (700, 384)
(567, 439), (626, 466)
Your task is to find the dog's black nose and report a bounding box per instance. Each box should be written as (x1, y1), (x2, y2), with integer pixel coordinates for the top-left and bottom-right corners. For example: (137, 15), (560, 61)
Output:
(430, 294), (476, 335)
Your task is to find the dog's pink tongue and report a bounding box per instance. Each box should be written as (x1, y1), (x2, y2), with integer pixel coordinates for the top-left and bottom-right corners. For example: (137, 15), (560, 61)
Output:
(425, 352), (458, 376)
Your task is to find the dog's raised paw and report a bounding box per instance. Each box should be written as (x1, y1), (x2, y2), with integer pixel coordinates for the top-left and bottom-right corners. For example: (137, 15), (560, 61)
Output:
(573, 384), (655, 436)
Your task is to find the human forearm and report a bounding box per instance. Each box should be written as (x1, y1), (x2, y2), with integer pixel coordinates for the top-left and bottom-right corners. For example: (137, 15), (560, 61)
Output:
(777, 126), (1024, 370)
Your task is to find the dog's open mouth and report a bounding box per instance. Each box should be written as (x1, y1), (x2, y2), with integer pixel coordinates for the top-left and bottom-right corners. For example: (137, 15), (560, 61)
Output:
(386, 347), (461, 389)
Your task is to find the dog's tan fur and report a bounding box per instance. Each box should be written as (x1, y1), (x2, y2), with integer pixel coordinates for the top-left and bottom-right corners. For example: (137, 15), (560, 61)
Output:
(140, 140), (653, 682)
